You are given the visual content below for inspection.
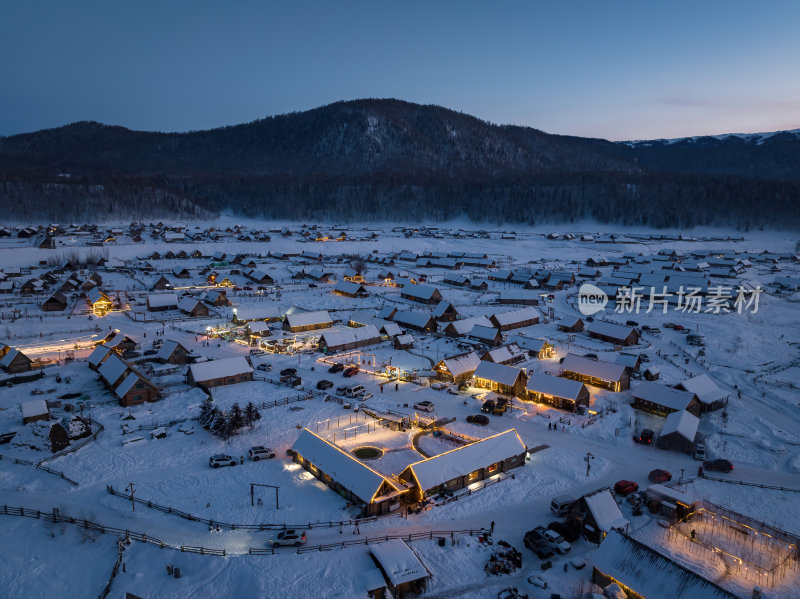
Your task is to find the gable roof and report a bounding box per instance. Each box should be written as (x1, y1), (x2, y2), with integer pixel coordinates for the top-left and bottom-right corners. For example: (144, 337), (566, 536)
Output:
(291, 429), (396, 503)
(400, 284), (440, 301)
(661, 409), (699, 441)
(189, 356), (252, 382)
(526, 372), (586, 401)
(633, 381), (696, 412)
(473, 361), (524, 386)
(370, 539), (428, 587)
(593, 531), (738, 599)
(285, 310), (333, 328)
(583, 488), (628, 533)
(319, 325), (381, 349)
(405, 429), (526, 491)
(678, 374), (728, 405)
(87, 344), (113, 367)
(156, 340), (186, 362)
(438, 352), (481, 378)
(491, 307), (541, 326)
(585, 320), (637, 341)
(561, 353), (626, 382)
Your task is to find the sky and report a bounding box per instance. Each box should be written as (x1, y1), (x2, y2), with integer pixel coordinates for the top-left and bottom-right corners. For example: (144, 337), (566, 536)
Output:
(0, 0), (798, 140)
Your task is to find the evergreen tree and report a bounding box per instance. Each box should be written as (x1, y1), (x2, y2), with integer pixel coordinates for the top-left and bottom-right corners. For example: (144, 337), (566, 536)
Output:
(229, 403), (245, 433)
(244, 402), (261, 429)
(198, 397), (215, 427)
(211, 410), (229, 438)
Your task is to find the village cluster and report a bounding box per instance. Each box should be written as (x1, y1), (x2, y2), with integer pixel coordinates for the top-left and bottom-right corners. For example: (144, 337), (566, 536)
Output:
(0, 221), (799, 599)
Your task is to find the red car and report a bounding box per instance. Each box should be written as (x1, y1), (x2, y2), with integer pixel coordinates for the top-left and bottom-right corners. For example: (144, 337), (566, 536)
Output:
(648, 469), (672, 483)
(614, 480), (639, 496)
(342, 366), (360, 378)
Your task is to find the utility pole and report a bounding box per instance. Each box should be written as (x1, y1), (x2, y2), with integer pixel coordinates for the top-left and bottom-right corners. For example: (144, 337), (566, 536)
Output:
(125, 482), (135, 512)
(585, 452), (594, 477)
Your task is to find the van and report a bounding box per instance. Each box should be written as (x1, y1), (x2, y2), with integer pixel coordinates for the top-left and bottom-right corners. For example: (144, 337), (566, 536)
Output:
(345, 385), (365, 397)
(550, 495), (577, 517)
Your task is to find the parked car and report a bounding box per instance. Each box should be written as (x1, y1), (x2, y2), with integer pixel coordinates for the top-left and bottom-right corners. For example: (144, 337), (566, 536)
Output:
(648, 469), (672, 483)
(550, 495), (577, 518)
(345, 385), (366, 397)
(343, 366), (359, 378)
(360, 392), (373, 401)
(249, 348), (265, 356)
(248, 446), (275, 461)
(316, 380), (334, 390)
(268, 529), (307, 547)
(703, 459), (733, 472)
(481, 399), (496, 413)
(543, 528), (571, 553)
(446, 387), (459, 395)
(414, 400), (434, 413)
(280, 367), (297, 377)
(209, 454), (237, 468)
(625, 320), (639, 327)
(493, 397), (509, 415)
(639, 354), (650, 362)
(335, 386), (348, 396)
(584, 353), (598, 360)
(523, 529), (554, 559)
(693, 443), (706, 461)
(634, 429), (654, 445)
(289, 377), (302, 387)
(673, 325), (685, 331)
(466, 414), (490, 425)
(614, 480), (639, 495)
(328, 363), (344, 374)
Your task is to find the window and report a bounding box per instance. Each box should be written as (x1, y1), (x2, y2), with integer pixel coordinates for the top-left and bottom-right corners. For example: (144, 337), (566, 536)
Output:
(487, 463), (498, 473)
(468, 470), (481, 481)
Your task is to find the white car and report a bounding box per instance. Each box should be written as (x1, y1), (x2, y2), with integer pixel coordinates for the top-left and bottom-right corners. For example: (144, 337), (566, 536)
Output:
(248, 446), (275, 461)
(414, 401), (434, 413)
(269, 529), (307, 547)
(544, 528), (571, 553)
(256, 363), (272, 372)
(360, 392), (373, 401)
(209, 454), (237, 468)
(249, 348), (266, 356)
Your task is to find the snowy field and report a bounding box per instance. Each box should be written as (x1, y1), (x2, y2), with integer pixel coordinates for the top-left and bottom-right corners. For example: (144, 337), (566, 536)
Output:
(0, 219), (799, 598)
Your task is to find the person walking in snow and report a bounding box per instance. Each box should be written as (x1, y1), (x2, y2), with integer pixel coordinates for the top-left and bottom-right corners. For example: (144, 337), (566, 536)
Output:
(490, 521), (495, 534)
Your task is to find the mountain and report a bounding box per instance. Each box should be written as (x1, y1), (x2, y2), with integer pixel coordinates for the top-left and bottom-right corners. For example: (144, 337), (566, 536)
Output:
(1, 99), (799, 228)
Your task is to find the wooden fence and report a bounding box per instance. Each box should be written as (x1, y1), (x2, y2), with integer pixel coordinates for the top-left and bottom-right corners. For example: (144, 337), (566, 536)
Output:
(702, 474), (800, 493)
(250, 528), (488, 555)
(0, 453), (79, 485)
(106, 485), (382, 531)
(97, 540), (125, 599)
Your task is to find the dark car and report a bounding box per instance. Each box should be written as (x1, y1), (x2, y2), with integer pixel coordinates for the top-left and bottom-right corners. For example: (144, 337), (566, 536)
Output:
(634, 429), (654, 445)
(704, 459), (733, 473)
(343, 366), (359, 378)
(481, 399), (495, 413)
(143, 349), (157, 356)
(466, 414), (490, 425)
(280, 367), (297, 377)
(614, 480), (639, 495)
(584, 353), (598, 360)
(493, 397), (509, 415)
(316, 380), (334, 390)
(523, 529), (554, 559)
(648, 469), (672, 483)
(328, 363), (344, 374)
(625, 320), (639, 327)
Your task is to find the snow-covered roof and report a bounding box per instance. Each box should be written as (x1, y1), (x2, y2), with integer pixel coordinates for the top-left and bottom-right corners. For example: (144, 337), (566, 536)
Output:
(497, 290), (541, 302)
(156, 340), (183, 361)
(482, 345), (526, 364)
(506, 334), (548, 353)
(647, 483), (693, 506)
(491, 307), (541, 326)
(446, 316), (492, 336)
(561, 354), (626, 383)
(583, 488), (629, 533)
(285, 310), (333, 328)
(395, 334), (415, 345)
(633, 381), (696, 412)
(585, 320), (637, 341)
(319, 325), (381, 349)
(438, 352), (481, 378)
(21, 399), (48, 419)
(406, 429), (526, 492)
(115, 371), (142, 398)
(379, 322), (403, 337)
(678, 374), (728, 405)
(333, 281), (365, 295)
(661, 409), (699, 441)
(614, 353), (640, 369)
(400, 284), (440, 301)
(393, 311), (434, 329)
(468, 324), (500, 342)
(474, 361), (523, 386)
(593, 531), (738, 599)
(526, 372), (585, 401)
(291, 429), (396, 503)
(246, 321), (271, 333)
(147, 293), (178, 308)
(99, 353), (129, 387)
(87, 344), (113, 367)
(370, 539), (428, 587)
(177, 297), (203, 313)
(189, 356), (252, 382)
(231, 305), (282, 321)
(87, 287), (110, 304)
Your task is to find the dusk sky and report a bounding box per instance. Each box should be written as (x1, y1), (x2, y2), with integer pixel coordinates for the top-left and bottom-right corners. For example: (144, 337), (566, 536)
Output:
(1, 1), (798, 140)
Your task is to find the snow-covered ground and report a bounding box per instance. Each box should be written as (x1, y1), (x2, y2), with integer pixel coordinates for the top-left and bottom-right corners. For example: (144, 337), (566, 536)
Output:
(1, 220), (799, 598)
